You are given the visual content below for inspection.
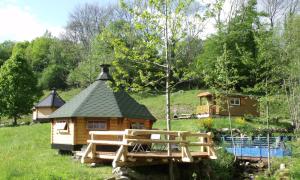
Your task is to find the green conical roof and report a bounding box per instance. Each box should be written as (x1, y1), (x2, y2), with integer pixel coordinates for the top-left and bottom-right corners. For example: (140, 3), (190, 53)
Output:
(49, 79), (156, 121)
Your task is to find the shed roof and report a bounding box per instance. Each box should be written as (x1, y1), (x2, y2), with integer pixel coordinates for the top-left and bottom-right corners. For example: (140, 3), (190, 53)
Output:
(197, 91), (255, 98)
(197, 91), (213, 97)
(49, 65), (156, 121)
(35, 89), (65, 108)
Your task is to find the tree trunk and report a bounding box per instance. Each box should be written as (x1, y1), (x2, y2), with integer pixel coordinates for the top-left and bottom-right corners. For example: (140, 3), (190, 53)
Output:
(227, 98), (236, 160)
(266, 79), (271, 172)
(164, 1), (174, 180)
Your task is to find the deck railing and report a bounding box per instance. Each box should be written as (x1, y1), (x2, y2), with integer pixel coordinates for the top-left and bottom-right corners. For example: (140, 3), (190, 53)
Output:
(81, 129), (216, 167)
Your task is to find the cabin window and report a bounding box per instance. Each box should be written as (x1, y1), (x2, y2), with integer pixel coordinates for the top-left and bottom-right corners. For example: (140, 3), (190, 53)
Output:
(87, 121), (107, 130)
(131, 122), (145, 129)
(55, 121), (68, 133)
(230, 98), (240, 106)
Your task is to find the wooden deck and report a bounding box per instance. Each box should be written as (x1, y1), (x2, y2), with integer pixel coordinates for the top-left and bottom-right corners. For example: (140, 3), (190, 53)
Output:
(79, 129), (217, 167)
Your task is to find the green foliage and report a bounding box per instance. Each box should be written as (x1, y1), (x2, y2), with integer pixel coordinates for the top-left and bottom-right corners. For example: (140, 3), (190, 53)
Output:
(201, 118), (214, 130)
(0, 43), (39, 124)
(67, 57), (99, 87)
(234, 117), (246, 126)
(199, 148), (236, 180)
(197, 0), (262, 91)
(0, 40), (15, 66)
(88, 20), (165, 92)
(26, 36), (54, 72)
(116, 0), (204, 92)
(39, 64), (68, 90)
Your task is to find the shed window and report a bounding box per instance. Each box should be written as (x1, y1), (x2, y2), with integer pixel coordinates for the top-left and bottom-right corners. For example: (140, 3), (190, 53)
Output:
(131, 122), (145, 129)
(230, 98), (240, 106)
(56, 121), (68, 130)
(87, 121), (107, 130)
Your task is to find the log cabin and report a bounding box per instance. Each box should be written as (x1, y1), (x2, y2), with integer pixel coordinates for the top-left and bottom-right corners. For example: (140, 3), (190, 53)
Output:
(32, 89), (65, 123)
(196, 91), (259, 118)
(49, 65), (156, 152)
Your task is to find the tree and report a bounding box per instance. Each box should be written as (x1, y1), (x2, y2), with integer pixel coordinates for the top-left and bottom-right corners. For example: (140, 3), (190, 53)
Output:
(65, 2), (123, 84)
(283, 15), (300, 132)
(0, 41), (15, 66)
(210, 44), (239, 160)
(0, 43), (39, 125)
(197, 0), (262, 91)
(65, 3), (118, 50)
(39, 64), (68, 90)
(26, 35), (54, 72)
(120, 0), (208, 179)
(89, 20), (165, 92)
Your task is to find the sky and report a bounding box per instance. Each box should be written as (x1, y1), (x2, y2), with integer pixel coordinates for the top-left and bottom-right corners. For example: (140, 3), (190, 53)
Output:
(0, 0), (265, 43)
(0, 0), (118, 42)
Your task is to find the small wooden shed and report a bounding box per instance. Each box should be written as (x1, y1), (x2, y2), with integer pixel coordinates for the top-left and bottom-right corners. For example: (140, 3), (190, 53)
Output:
(196, 91), (259, 118)
(32, 89), (65, 123)
(49, 65), (156, 152)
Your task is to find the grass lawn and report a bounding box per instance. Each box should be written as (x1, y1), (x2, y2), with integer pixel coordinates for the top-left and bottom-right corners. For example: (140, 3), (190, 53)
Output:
(0, 124), (112, 180)
(132, 89), (201, 119)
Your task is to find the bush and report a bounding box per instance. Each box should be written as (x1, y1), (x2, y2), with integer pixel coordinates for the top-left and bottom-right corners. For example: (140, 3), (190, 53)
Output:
(198, 148), (237, 179)
(244, 114), (255, 122)
(234, 117), (246, 126)
(201, 118), (214, 130)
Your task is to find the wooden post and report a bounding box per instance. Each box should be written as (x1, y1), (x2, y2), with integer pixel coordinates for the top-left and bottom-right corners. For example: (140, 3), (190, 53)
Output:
(180, 133), (193, 162)
(91, 133), (96, 159)
(121, 134), (128, 162)
(113, 145), (125, 168)
(199, 136), (204, 152)
(207, 132), (211, 156)
(81, 143), (93, 163)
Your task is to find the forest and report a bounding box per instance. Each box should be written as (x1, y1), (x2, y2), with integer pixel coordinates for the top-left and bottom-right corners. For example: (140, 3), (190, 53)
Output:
(0, 0), (299, 128)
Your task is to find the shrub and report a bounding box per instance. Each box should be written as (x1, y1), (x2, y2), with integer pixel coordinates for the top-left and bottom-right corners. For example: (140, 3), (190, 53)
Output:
(244, 114), (255, 122)
(201, 118), (214, 130)
(234, 117), (246, 126)
(198, 148), (236, 179)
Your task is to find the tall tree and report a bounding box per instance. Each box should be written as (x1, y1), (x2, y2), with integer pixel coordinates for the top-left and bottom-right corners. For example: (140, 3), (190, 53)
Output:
(197, 0), (261, 91)
(210, 44), (239, 159)
(65, 2), (122, 84)
(121, 0), (207, 179)
(283, 15), (300, 132)
(0, 43), (39, 125)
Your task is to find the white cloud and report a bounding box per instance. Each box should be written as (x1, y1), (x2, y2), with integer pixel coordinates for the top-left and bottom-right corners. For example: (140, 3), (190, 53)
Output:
(0, 3), (64, 42)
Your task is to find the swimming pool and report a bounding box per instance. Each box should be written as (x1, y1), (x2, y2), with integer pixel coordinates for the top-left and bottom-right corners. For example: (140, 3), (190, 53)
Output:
(225, 147), (292, 157)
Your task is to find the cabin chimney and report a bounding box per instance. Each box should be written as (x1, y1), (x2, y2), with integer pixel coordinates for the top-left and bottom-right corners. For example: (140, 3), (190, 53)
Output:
(51, 88), (56, 94)
(96, 64), (112, 81)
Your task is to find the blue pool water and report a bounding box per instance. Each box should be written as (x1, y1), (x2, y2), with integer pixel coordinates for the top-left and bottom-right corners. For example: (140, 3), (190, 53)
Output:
(226, 147), (292, 157)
